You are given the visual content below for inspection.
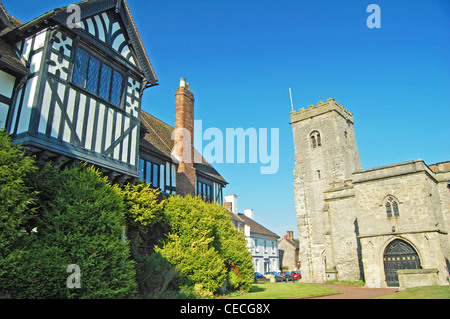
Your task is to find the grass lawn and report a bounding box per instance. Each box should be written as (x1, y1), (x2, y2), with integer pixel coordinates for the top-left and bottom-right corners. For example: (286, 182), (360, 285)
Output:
(227, 282), (339, 299)
(376, 286), (450, 299)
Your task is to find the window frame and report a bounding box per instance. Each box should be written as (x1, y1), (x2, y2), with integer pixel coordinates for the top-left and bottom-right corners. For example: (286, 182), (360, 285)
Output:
(197, 180), (212, 203)
(71, 45), (126, 109)
(385, 196), (400, 218)
(310, 130), (322, 148)
(139, 157), (162, 189)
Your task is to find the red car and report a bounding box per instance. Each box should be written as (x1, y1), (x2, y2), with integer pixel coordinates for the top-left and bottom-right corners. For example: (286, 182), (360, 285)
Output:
(290, 271), (302, 280)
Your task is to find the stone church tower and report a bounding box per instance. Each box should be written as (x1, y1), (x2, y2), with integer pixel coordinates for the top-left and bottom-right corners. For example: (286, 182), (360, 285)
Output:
(291, 98), (450, 288)
(290, 98), (362, 282)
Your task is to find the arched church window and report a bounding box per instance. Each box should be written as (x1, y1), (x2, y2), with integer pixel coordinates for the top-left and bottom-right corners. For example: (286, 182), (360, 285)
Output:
(310, 131), (321, 148)
(385, 196), (400, 218)
(311, 135), (316, 148)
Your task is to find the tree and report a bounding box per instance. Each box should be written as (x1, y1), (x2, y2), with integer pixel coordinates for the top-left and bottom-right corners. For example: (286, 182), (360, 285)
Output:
(0, 130), (37, 288)
(121, 183), (170, 298)
(1, 163), (136, 299)
(156, 195), (253, 297)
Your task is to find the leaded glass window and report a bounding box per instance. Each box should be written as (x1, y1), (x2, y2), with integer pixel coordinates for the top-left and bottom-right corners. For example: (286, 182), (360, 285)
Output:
(99, 64), (112, 101)
(72, 47), (124, 107)
(138, 158), (161, 189)
(385, 196), (400, 218)
(86, 55), (100, 93)
(197, 181), (212, 202)
(72, 48), (89, 86)
(110, 71), (123, 106)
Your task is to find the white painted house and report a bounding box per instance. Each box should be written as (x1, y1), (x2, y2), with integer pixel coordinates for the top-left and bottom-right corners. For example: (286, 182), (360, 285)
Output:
(225, 195), (280, 274)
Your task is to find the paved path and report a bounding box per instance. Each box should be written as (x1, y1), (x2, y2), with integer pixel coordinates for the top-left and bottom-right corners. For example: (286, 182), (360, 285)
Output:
(305, 284), (399, 299)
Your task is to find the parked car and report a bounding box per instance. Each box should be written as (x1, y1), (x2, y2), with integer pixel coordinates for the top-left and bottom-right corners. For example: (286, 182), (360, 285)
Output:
(291, 271), (302, 280)
(254, 272), (268, 282)
(254, 272), (265, 279)
(264, 271), (284, 282)
(281, 271), (295, 282)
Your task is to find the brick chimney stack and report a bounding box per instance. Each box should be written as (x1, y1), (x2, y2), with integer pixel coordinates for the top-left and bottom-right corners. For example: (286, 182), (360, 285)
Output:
(286, 231), (294, 240)
(174, 78), (196, 196)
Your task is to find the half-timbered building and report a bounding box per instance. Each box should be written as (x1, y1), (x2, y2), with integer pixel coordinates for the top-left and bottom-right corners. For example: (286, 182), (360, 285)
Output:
(0, 0), (156, 184)
(139, 108), (227, 204)
(0, 0), (227, 204)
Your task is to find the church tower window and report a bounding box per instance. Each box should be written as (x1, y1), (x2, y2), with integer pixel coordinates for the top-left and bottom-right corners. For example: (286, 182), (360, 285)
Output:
(385, 196), (400, 218)
(310, 131), (321, 148)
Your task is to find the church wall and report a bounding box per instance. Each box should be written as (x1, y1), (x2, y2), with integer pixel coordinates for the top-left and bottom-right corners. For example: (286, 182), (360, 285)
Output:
(353, 161), (450, 287)
(353, 160), (442, 238)
(291, 99), (449, 288)
(291, 99), (361, 283)
(324, 187), (363, 281)
(431, 164), (450, 247)
(360, 232), (449, 288)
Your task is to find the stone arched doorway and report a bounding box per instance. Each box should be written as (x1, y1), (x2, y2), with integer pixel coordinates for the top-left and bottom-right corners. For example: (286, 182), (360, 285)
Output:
(383, 239), (421, 287)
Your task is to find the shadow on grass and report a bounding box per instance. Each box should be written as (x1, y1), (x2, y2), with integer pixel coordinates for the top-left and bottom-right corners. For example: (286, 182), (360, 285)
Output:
(248, 284), (266, 293)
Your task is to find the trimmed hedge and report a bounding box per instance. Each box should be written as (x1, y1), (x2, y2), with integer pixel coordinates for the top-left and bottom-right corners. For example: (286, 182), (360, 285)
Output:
(0, 131), (253, 298)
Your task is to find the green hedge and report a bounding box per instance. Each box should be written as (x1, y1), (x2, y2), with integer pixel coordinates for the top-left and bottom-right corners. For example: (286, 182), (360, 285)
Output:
(0, 131), (253, 299)
(156, 195), (254, 297)
(1, 162), (136, 299)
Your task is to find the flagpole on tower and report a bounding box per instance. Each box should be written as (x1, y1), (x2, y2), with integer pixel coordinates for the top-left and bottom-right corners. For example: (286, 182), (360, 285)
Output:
(289, 88), (294, 111)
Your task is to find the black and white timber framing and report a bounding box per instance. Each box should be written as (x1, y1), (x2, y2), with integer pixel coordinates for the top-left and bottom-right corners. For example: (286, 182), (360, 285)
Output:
(2, 0), (157, 184)
(0, 0), (227, 203)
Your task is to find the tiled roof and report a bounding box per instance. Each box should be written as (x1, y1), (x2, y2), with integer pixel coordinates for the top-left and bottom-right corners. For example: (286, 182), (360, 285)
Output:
(227, 211), (245, 223)
(140, 110), (227, 185)
(0, 0), (28, 75)
(0, 38), (28, 75)
(279, 237), (299, 249)
(237, 213), (279, 239)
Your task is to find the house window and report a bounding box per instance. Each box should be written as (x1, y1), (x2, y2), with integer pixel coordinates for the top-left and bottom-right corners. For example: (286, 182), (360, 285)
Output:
(197, 181), (212, 202)
(310, 131), (321, 148)
(72, 47), (124, 107)
(139, 158), (161, 189)
(385, 196), (400, 218)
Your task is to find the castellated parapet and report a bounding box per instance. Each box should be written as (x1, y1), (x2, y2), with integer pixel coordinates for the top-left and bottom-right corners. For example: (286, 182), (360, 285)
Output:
(290, 98), (354, 125)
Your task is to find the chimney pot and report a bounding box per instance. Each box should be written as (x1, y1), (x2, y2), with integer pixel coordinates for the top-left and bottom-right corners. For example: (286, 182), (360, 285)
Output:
(179, 77), (190, 90)
(244, 209), (254, 220)
(224, 195), (238, 214)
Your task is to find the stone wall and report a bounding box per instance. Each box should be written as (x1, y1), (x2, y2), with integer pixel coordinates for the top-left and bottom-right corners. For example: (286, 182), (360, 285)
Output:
(290, 98), (361, 283)
(353, 160), (450, 287)
(290, 99), (450, 288)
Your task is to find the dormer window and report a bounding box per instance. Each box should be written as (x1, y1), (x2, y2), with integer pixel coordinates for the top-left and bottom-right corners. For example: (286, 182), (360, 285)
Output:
(310, 131), (321, 148)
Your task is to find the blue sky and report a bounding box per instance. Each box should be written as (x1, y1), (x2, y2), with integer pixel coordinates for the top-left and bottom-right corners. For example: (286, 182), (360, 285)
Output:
(5, 0), (449, 237)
